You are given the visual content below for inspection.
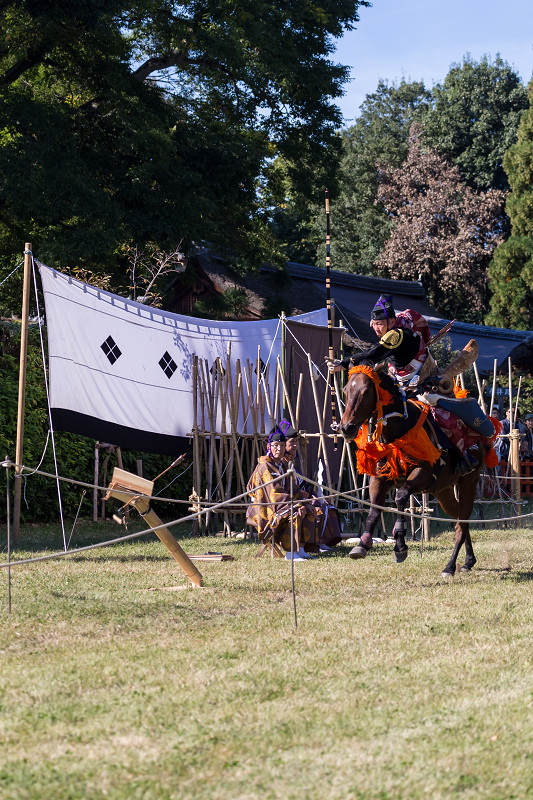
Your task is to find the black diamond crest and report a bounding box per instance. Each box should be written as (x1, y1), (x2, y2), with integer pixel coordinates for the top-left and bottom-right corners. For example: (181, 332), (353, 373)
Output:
(159, 351), (177, 379)
(101, 336), (122, 365)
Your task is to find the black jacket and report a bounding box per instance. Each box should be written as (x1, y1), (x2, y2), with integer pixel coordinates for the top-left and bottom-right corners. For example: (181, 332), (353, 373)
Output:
(342, 327), (422, 372)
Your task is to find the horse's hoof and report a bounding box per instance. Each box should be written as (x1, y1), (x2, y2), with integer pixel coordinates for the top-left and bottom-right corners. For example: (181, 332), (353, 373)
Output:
(441, 571), (454, 579)
(393, 548), (408, 563)
(460, 565), (472, 573)
(349, 546), (368, 559)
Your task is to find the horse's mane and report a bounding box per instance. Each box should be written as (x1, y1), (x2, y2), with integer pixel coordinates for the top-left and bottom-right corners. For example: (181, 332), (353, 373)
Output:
(374, 366), (402, 406)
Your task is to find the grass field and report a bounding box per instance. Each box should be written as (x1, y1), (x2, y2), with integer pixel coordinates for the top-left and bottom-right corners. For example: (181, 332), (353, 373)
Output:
(1, 516), (533, 800)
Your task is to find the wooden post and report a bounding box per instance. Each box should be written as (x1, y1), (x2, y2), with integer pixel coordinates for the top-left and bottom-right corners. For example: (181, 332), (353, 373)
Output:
(422, 492), (431, 541)
(93, 443), (100, 522)
(105, 468), (203, 587)
(509, 429), (521, 526)
(12, 242), (32, 544)
(299, 431), (308, 478)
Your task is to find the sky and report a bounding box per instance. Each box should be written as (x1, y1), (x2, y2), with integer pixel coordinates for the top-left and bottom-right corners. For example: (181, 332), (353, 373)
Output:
(334, 0), (533, 125)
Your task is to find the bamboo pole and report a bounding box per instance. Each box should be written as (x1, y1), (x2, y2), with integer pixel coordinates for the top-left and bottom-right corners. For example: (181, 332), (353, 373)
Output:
(489, 358), (498, 417)
(514, 376), (522, 428)
(12, 242), (32, 544)
(508, 357), (513, 423)
(473, 361), (486, 413)
(295, 373), (303, 430)
(333, 371), (358, 489)
(307, 352), (332, 487)
(261, 369), (275, 430)
(281, 313), (287, 419)
(192, 356), (202, 535)
(422, 493), (431, 541)
(273, 362), (280, 422)
(277, 355), (296, 427)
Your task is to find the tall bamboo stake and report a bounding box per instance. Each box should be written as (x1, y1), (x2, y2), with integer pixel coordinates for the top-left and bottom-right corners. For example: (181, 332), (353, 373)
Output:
(489, 358), (498, 416)
(473, 361), (486, 412)
(295, 373), (303, 430)
(324, 190), (338, 449)
(12, 242), (32, 544)
(307, 352), (332, 487)
(277, 355), (296, 427)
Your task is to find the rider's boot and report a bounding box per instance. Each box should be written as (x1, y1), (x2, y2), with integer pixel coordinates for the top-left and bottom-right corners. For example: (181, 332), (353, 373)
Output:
(456, 447), (480, 477)
(349, 531), (373, 559)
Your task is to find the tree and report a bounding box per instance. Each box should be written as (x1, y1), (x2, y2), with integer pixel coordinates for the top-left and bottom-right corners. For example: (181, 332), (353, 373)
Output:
(0, 0), (370, 291)
(422, 55), (529, 193)
(376, 125), (506, 323)
(486, 81), (533, 330)
(318, 79), (431, 273)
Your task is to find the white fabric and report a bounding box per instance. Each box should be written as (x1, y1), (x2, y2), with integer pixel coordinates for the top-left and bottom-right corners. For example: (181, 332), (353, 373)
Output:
(39, 263), (328, 440)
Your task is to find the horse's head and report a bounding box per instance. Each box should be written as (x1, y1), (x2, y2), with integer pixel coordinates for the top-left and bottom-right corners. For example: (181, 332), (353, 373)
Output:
(340, 364), (396, 441)
(340, 365), (377, 440)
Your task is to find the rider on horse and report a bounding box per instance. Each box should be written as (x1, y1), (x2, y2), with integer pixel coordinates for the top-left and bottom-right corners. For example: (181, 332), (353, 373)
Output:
(327, 294), (435, 390)
(326, 294), (494, 477)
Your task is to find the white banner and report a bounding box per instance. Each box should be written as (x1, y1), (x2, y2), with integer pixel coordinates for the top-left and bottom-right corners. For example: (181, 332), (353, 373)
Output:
(39, 263), (328, 454)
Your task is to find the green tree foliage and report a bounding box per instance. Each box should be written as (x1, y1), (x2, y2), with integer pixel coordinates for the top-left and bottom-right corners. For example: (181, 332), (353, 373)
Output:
(376, 125), (506, 322)
(0, 0), (369, 291)
(423, 55), (529, 192)
(309, 80), (431, 272)
(486, 82), (533, 329)
(279, 57), (526, 280)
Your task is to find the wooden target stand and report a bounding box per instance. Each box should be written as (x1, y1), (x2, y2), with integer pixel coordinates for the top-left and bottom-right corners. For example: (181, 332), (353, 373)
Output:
(104, 467), (203, 588)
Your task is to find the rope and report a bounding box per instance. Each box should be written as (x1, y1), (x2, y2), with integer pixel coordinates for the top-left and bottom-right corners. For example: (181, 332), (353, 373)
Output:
(0, 260), (24, 290)
(5, 455), (533, 531)
(0, 469), (295, 570)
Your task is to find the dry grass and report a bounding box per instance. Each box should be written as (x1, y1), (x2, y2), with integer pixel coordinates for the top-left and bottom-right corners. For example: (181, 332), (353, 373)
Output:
(1, 519), (533, 799)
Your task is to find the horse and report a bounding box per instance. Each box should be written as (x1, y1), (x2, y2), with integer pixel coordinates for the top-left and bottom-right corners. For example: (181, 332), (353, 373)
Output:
(339, 364), (490, 578)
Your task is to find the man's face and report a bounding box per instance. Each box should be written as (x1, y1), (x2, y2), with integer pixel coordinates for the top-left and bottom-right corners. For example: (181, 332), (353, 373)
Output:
(526, 419), (533, 429)
(269, 440), (286, 463)
(285, 437), (299, 460)
(370, 317), (393, 338)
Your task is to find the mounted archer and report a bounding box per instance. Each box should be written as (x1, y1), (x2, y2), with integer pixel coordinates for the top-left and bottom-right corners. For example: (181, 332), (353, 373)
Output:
(325, 294), (501, 575)
(326, 294), (488, 476)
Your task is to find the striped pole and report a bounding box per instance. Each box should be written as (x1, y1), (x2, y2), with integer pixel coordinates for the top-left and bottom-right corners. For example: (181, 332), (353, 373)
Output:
(325, 190), (338, 449)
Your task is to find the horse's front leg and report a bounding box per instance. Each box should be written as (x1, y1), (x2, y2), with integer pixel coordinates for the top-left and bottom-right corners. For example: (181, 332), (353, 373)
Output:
(391, 465), (431, 564)
(349, 475), (393, 560)
(392, 483), (411, 563)
(460, 524), (476, 573)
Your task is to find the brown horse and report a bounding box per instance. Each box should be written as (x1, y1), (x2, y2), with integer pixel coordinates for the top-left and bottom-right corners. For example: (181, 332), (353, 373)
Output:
(340, 365), (488, 577)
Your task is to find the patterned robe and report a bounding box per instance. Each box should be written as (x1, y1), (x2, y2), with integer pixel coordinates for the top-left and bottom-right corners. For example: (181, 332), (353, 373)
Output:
(246, 455), (319, 552)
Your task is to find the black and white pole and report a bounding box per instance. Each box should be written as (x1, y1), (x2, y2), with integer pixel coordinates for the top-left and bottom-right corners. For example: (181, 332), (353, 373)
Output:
(325, 190), (338, 449)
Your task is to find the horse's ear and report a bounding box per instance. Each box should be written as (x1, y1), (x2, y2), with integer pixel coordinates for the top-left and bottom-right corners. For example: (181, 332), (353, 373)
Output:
(374, 362), (387, 374)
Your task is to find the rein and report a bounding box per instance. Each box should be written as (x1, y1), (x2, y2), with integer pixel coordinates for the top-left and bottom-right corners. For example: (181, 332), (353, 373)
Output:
(347, 365), (408, 437)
